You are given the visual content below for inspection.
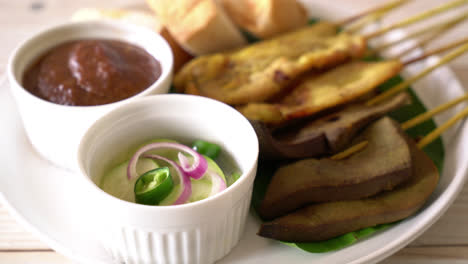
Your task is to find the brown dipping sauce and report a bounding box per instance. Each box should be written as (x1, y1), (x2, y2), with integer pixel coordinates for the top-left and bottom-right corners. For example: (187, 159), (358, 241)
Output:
(23, 39), (162, 106)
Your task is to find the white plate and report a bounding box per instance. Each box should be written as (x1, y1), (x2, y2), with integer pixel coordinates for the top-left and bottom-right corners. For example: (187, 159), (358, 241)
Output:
(2, 2), (468, 263)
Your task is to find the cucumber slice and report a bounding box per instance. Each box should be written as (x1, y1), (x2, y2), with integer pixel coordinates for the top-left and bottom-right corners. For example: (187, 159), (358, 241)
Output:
(100, 158), (159, 202)
(136, 158), (159, 175)
(160, 156), (227, 205)
(100, 152), (229, 205)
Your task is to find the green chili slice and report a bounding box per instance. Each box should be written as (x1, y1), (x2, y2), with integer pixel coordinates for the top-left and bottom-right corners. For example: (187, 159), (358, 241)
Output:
(134, 167), (173, 205)
(192, 140), (221, 159)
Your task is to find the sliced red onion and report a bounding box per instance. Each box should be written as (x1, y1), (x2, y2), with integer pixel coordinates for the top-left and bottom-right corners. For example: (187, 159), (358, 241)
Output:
(144, 154), (191, 205)
(127, 142), (207, 180)
(177, 152), (207, 180)
(207, 170), (227, 197)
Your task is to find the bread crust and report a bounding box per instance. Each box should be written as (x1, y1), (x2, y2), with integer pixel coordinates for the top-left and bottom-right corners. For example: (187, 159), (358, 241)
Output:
(221, 0), (308, 38)
(147, 0), (247, 55)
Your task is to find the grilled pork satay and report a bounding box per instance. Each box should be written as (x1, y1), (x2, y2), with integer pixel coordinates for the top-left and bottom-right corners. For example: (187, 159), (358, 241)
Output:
(252, 92), (410, 160)
(175, 0), (467, 105)
(247, 39), (468, 161)
(239, 39), (468, 124)
(174, 22), (364, 105)
(315, 92), (468, 160)
(239, 60), (403, 123)
(258, 128), (439, 242)
(258, 117), (413, 220)
(175, 0), (405, 96)
(258, 100), (468, 242)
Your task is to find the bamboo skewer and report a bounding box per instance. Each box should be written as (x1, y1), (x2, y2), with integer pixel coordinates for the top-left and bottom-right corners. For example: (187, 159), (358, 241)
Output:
(345, 1), (410, 34)
(338, 0), (411, 26)
(418, 106), (468, 148)
(403, 37), (468, 66)
(295, 17), (468, 159)
(334, 43), (468, 157)
(364, 0), (468, 40)
(299, 6), (468, 161)
(367, 42), (468, 106)
(345, 12), (385, 34)
(372, 12), (468, 55)
(332, 101), (468, 158)
(402, 94), (468, 130)
(273, 2), (468, 160)
(373, 26), (441, 54)
(394, 26), (459, 60)
(341, 0), (412, 33)
(330, 141), (369, 160)
(289, 34), (468, 160)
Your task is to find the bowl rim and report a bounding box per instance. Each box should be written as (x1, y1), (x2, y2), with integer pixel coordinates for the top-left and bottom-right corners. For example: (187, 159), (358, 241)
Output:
(77, 94), (260, 213)
(7, 20), (174, 109)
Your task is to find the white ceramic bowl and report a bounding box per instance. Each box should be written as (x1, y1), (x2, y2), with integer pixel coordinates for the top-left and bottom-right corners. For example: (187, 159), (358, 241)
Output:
(7, 21), (173, 171)
(77, 94), (259, 264)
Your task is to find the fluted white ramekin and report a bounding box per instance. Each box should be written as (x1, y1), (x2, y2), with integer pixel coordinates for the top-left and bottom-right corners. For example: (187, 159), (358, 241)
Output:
(8, 21), (173, 171)
(77, 94), (259, 264)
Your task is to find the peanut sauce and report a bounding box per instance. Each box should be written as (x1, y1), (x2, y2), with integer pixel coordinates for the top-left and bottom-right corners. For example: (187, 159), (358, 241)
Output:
(23, 39), (162, 106)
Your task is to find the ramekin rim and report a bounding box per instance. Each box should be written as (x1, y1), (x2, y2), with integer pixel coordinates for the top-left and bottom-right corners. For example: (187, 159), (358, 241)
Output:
(7, 19), (174, 109)
(77, 94), (260, 213)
